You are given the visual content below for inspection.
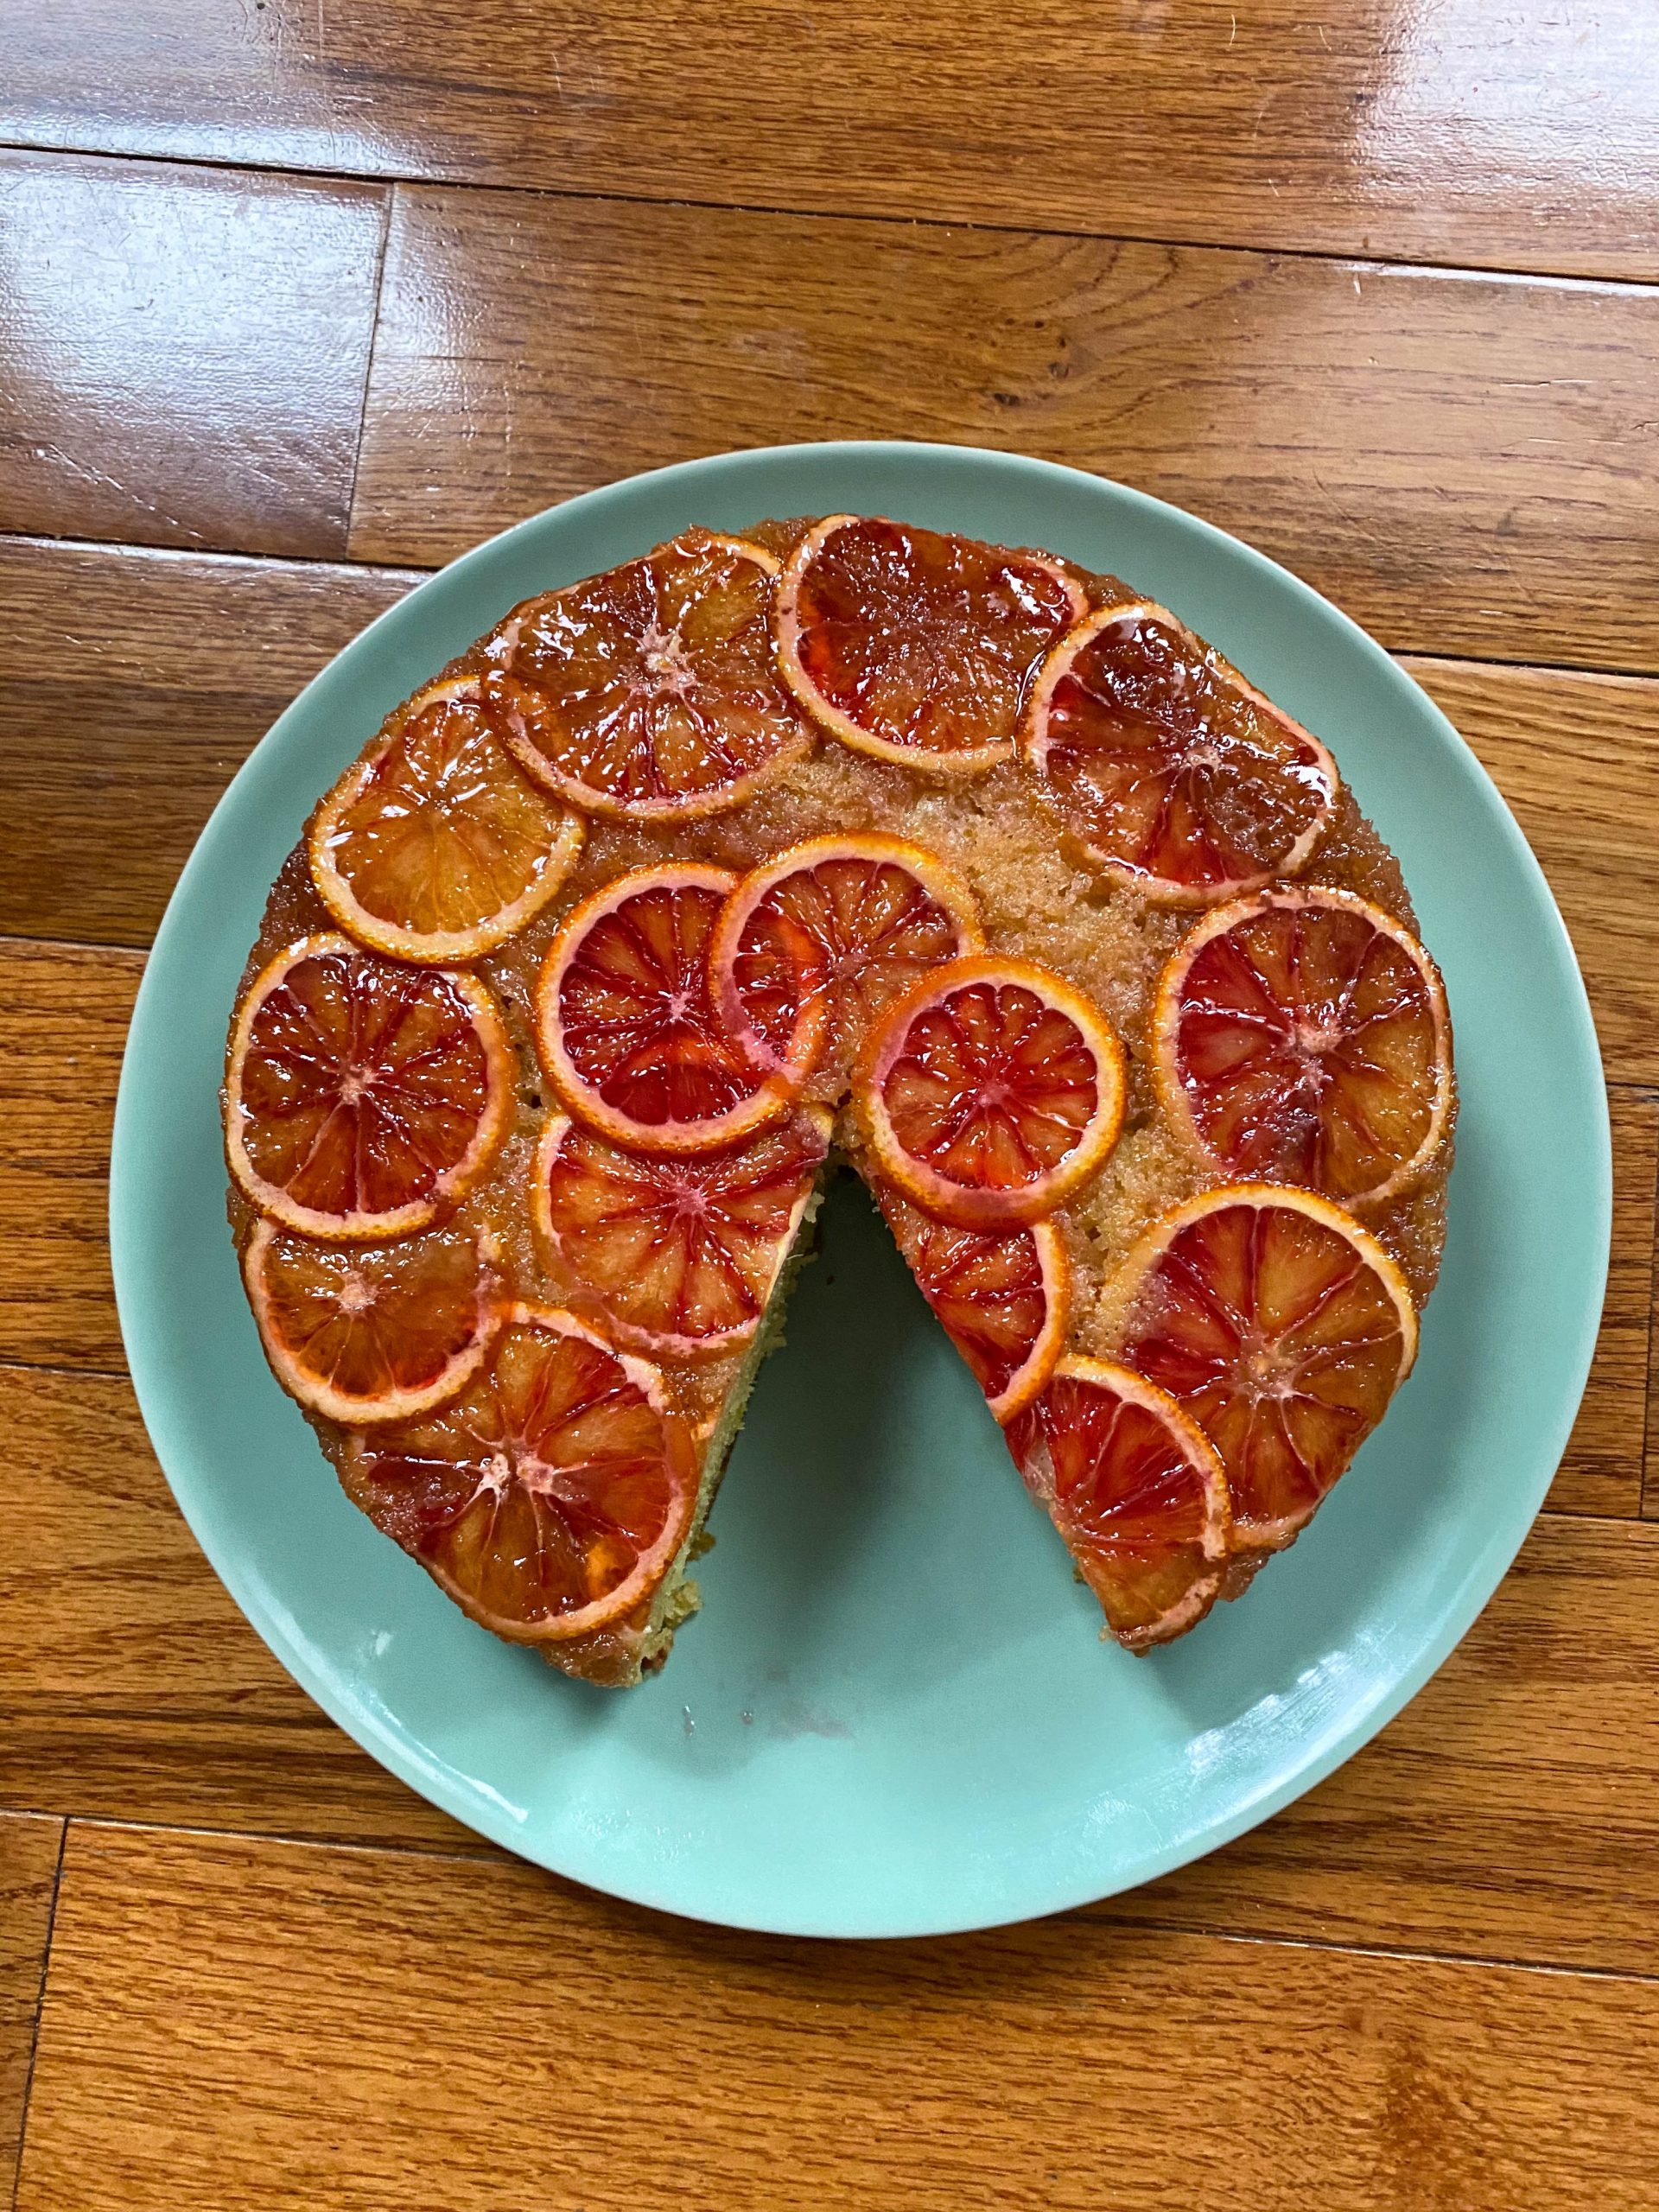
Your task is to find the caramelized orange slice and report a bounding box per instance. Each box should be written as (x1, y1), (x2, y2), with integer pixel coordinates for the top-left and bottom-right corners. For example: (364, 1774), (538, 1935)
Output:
(1005, 1357), (1231, 1650)
(308, 678), (585, 963)
(1114, 1185), (1417, 1550)
(775, 515), (1086, 772)
(532, 1109), (830, 1361)
(875, 1183), (1069, 1422)
(482, 530), (811, 820)
(537, 865), (798, 1154)
(1153, 887), (1453, 1206)
(1022, 601), (1339, 902)
(226, 934), (514, 1240)
(245, 1218), (501, 1425)
(709, 833), (985, 1091)
(855, 954), (1125, 1228)
(341, 1304), (699, 1645)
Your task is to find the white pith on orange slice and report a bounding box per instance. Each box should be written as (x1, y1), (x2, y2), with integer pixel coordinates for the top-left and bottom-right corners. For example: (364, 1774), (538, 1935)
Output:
(340, 1302), (700, 1645)
(1112, 1184), (1417, 1551)
(308, 677), (586, 963)
(1151, 884), (1453, 1207)
(1004, 1355), (1233, 1651)
(855, 953), (1126, 1229)
(481, 529), (813, 821)
(245, 1217), (502, 1425)
(775, 514), (1087, 773)
(874, 1181), (1071, 1423)
(536, 864), (801, 1154)
(709, 831), (986, 1092)
(531, 1108), (830, 1362)
(1021, 600), (1340, 903)
(225, 933), (515, 1241)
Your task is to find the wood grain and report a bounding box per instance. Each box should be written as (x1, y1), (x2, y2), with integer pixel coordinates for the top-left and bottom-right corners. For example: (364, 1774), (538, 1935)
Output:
(18, 1824), (1659, 2212)
(0, 1363), (476, 1850)
(349, 189), (1659, 673)
(0, 942), (139, 1371)
(6, 1355), (1659, 1976)
(0, 1816), (61, 2209)
(1, 2), (1655, 281)
(0, 539), (414, 946)
(1541, 1089), (1656, 1518)
(1409, 658), (1659, 1086)
(0, 150), (386, 559)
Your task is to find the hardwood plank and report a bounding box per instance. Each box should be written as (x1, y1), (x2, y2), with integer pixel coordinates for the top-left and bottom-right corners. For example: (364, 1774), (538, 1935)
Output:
(1541, 1088), (1656, 1518)
(20, 1824), (1659, 2212)
(350, 190), (1659, 672)
(5, 1354), (1657, 1974)
(1124, 1516), (1659, 1974)
(0, 1363), (478, 1851)
(0, 2), (1655, 281)
(0, 539), (415, 946)
(0, 942), (139, 1371)
(0, 1815), (61, 2209)
(0, 149), (386, 559)
(1408, 658), (1659, 1086)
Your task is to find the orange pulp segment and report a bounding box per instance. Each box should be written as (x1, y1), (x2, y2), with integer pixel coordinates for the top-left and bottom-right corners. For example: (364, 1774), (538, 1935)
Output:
(1021, 601), (1339, 902)
(709, 832), (985, 1091)
(775, 515), (1087, 772)
(308, 678), (586, 963)
(1153, 886), (1453, 1206)
(1004, 1356), (1231, 1650)
(341, 1303), (699, 1644)
(855, 954), (1126, 1228)
(226, 934), (514, 1240)
(532, 1109), (830, 1361)
(1114, 1185), (1417, 1550)
(482, 529), (812, 820)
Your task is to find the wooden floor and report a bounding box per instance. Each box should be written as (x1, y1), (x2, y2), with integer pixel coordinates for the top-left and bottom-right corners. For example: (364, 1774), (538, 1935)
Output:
(3, 6), (1658, 2204)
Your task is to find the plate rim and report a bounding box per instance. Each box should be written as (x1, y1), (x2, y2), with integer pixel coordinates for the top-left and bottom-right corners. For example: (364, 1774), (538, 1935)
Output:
(109, 438), (1613, 1937)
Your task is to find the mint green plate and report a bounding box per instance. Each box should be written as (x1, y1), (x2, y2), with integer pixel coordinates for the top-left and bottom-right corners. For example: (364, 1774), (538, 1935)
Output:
(111, 442), (1610, 1938)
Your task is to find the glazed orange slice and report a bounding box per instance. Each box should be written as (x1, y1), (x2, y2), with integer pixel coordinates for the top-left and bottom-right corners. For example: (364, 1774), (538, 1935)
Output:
(537, 865), (798, 1154)
(481, 529), (812, 821)
(855, 954), (1126, 1228)
(1022, 601), (1340, 902)
(1114, 1185), (1417, 1551)
(1005, 1357), (1231, 1650)
(775, 515), (1086, 772)
(226, 934), (514, 1240)
(532, 1109), (830, 1361)
(245, 1218), (501, 1425)
(308, 678), (585, 963)
(709, 833), (985, 1091)
(1153, 887), (1453, 1206)
(341, 1304), (700, 1644)
(875, 1183), (1069, 1422)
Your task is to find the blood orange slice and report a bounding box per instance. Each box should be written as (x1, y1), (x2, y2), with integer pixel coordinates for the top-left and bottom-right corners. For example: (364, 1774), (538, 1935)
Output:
(1153, 887), (1453, 1206)
(532, 1109), (830, 1361)
(308, 677), (585, 963)
(1005, 1357), (1231, 1650)
(1114, 1185), (1417, 1551)
(775, 515), (1086, 772)
(226, 934), (514, 1240)
(537, 865), (798, 1154)
(481, 529), (811, 821)
(245, 1218), (501, 1425)
(875, 1183), (1069, 1421)
(341, 1304), (700, 1648)
(855, 954), (1126, 1228)
(709, 833), (985, 1090)
(1022, 601), (1340, 902)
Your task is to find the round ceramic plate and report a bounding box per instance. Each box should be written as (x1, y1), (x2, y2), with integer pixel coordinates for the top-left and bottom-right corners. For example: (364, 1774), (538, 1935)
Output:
(111, 442), (1610, 1939)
